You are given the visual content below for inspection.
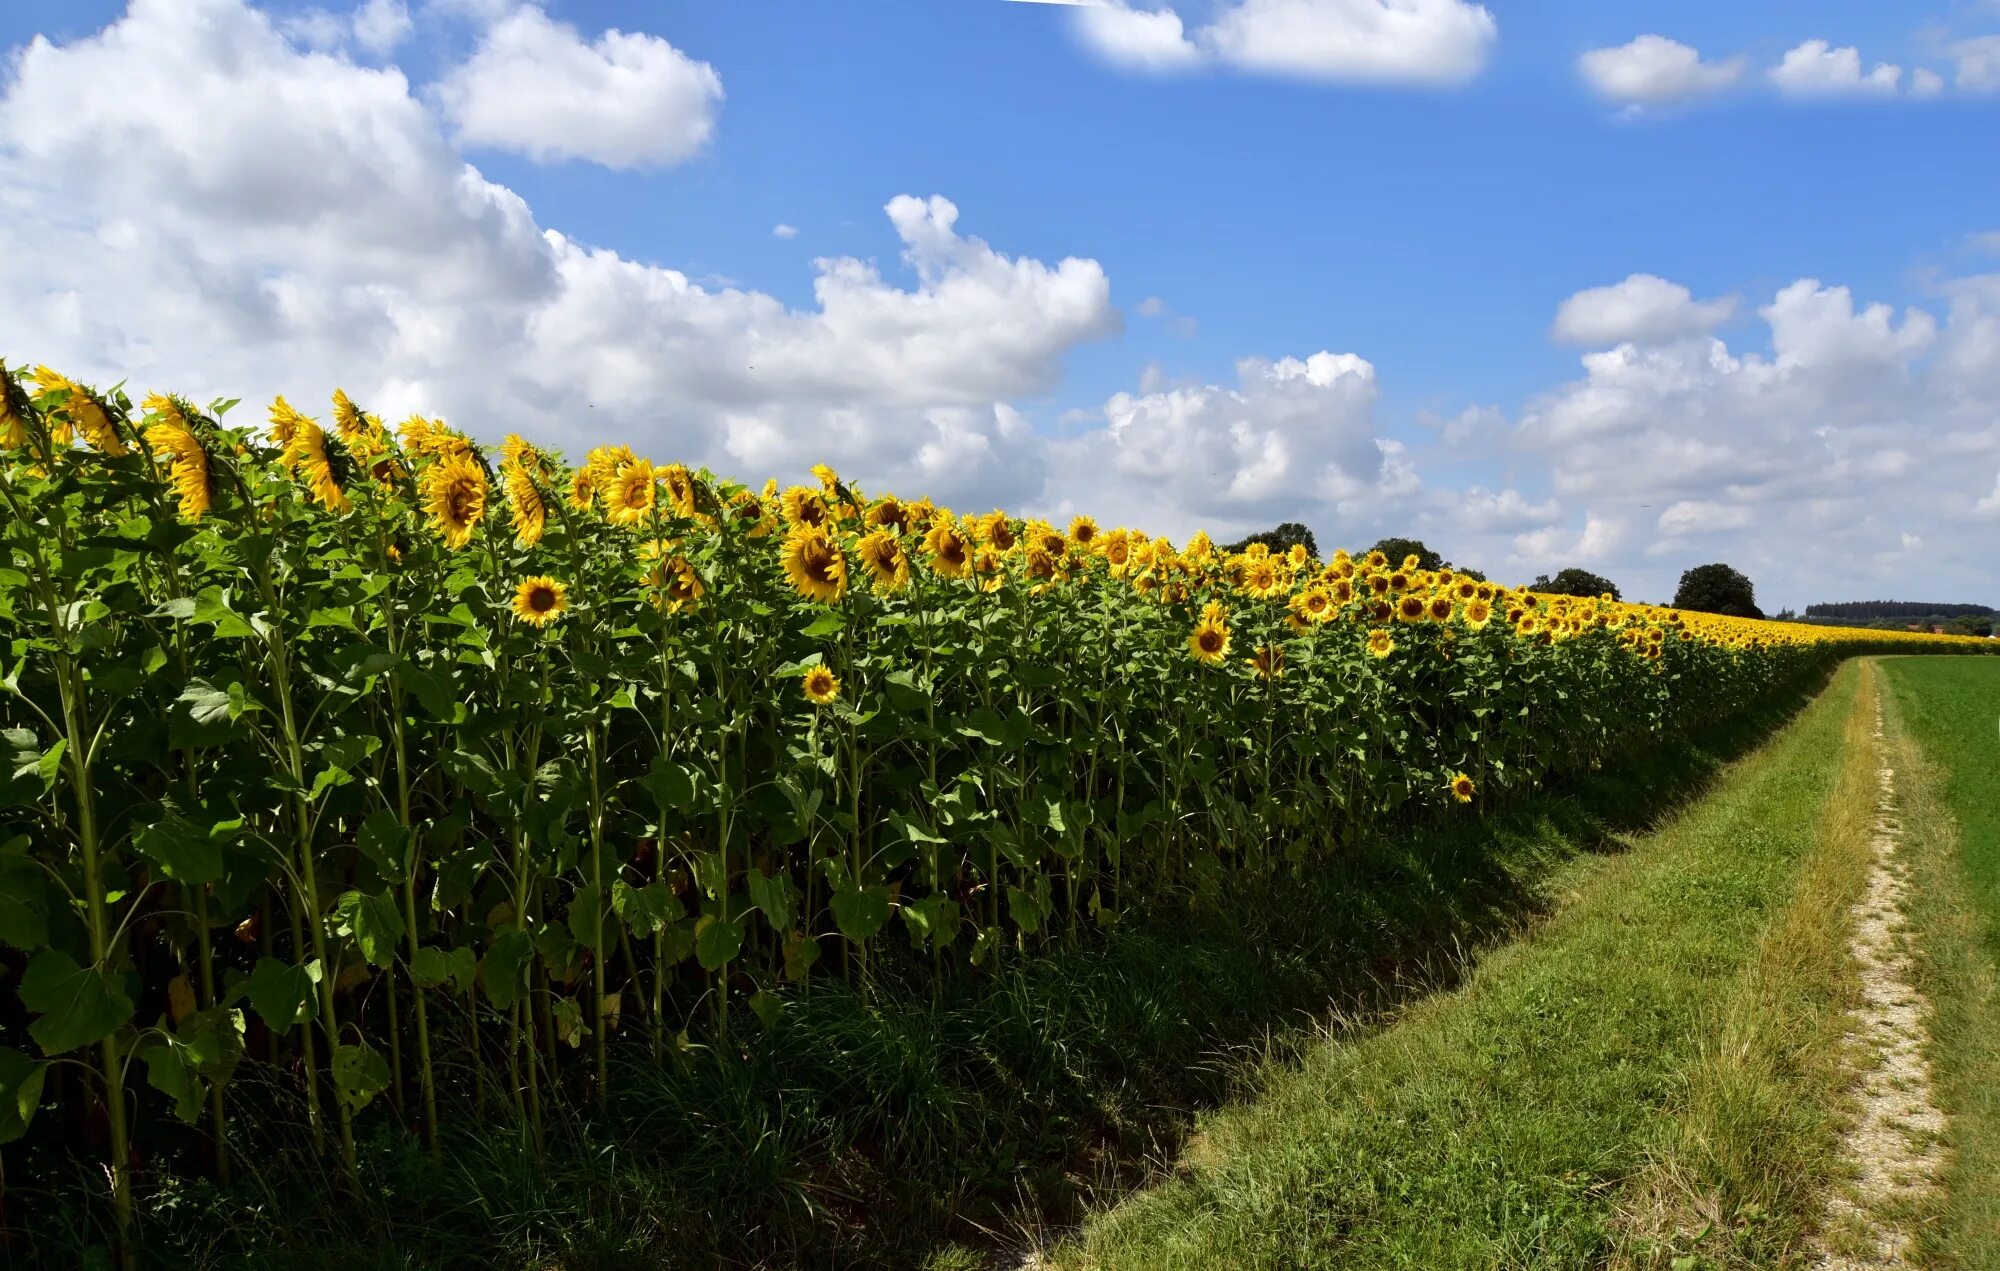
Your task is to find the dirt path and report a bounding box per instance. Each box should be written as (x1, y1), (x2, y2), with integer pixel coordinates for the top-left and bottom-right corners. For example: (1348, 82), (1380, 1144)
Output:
(1811, 702), (1950, 1269)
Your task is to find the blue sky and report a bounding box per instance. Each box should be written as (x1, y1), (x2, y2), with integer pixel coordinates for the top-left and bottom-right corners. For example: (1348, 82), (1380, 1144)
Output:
(1, 0), (1996, 606)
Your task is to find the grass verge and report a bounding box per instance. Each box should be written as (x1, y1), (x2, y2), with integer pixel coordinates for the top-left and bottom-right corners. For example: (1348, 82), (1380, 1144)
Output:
(1881, 655), (2000, 1270)
(1054, 659), (1881, 1270)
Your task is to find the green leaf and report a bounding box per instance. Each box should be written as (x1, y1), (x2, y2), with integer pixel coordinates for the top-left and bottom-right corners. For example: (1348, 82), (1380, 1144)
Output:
(130, 811), (228, 885)
(566, 884), (606, 951)
(244, 957), (320, 1033)
(641, 755), (698, 817)
(0, 1047), (47, 1145)
(335, 889), (405, 969)
(331, 1042), (390, 1113)
(354, 808), (410, 878)
(745, 868), (798, 933)
(137, 1007), (245, 1123)
(191, 588), (256, 638)
(693, 915), (742, 971)
(1007, 885), (1047, 935)
(17, 950), (135, 1055)
(0, 845), (50, 950)
(549, 997), (587, 1048)
(781, 930), (820, 982)
(748, 990), (783, 1031)
(829, 885), (891, 943)
(2, 728), (63, 804)
(479, 930), (534, 1010)
(799, 611), (846, 638)
(611, 880), (680, 938)
(411, 945), (477, 993)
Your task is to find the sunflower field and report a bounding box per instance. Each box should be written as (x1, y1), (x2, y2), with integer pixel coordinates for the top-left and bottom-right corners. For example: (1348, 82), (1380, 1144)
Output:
(0, 362), (1988, 1246)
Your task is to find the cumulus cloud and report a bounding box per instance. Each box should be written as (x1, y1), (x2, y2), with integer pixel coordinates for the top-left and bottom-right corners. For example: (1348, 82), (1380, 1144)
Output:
(1552, 274), (1738, 346)
(772, 223), (799, 239)
(0, 0), (1115, 506)
(1066, 0), (1496, 86)
(1952, 35), (2000, 91)
(1577, 35), (1745, 109)
(1041, 351), (1399, 539)
(435, 4), (724, 169)
(1770, 39), (1903, 98)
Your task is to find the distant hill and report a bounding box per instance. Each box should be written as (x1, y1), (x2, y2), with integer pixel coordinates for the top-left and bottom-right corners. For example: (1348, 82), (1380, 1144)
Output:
(1805, 601), (1996, 620)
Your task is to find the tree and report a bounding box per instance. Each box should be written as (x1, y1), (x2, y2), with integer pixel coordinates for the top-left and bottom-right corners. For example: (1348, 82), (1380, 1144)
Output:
(1946, 614), (1994, 638)
(1368, 537), (1442, 572)
(1225, 522), (1318, 558)
(1672, 563), (1763, 619)
(1529, 568), (1621, 601)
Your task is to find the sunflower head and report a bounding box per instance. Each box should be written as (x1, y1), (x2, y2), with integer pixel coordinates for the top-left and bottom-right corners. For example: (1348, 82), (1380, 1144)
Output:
(782, 524), (849, 603)
(0, 362), (34, 451)
(1464, 598), (1493, 629)
(504, 463), (548, 547)
(644, 555), (705, 613)
(1448, 772), (1476, 804)
(33, 367), (126, 455)
(802, 665), (841, 706)
(288, 418), (351, 514)
(421, 453), (489, 549)
(660, 462), (701, 518)
(1397, 594), (1427, 623)
(1428, 595), (1455, 622)
(727, 487), (773, 537)
(142, 399), (214, 522)
(1367, 628), (1395, 659)
(858, 529), (911, 594)
(1246, 643), (1286, 680)
(512, 575), (568, 627)
(923, 520), (972, 579)
(1188, 618), (1231, 665)
(1242, 561), (1282, 600)
(781, 484), (830, 530)
(603, 458), (658, 527)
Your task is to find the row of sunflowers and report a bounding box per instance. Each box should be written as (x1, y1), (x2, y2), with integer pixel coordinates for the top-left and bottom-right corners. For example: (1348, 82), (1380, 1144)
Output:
(0, 362), (1987, 1242)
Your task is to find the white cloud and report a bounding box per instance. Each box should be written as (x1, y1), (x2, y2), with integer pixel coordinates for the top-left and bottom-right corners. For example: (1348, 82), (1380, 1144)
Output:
(1552, 274), (1737, 346)
(773, 223), (798, 239)
(1041, 351), (1396, 539)
(1657, 500), (1753, 535)
(1911, 66), (1947, 97)
(1200, 0), (1497, 85)
(352, 0), (410, 54)
(1455, 486), (1560, 532)
(1577, 35), (1745, 108)
(1976, 472), (2000, 518)
(0, 0), (1115, 509)
(435, 5), (724, 169)
(1067, 0), (1496, 85)
(1952, 34), (2000, 91)
(1770, 39), (1903, 98)
(1073, 2), (1203, 71)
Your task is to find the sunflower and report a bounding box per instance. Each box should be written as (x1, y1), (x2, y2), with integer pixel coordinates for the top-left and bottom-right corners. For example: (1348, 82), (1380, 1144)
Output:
(288, 417), (351, 513)
(1188, 617), (1231, 665)
(1027, 520), (1068, 559)
(725, 488), (772, 537)
(1287, 544), (1309, 569)
(421, 453), (488, 549)
(972, 547), (1007, 593)
(142, 396), (213, 521)
(1366, 573), (1391, 597)
(1184, 531), (1214, 565)
(1246, 643), (1286, 680)
(32, 367), (125, 455)
(923, 520), (972, 579)
(330, 388), (387, 458)
(1396, 594), (1427, 623)
(568, 465), (603, 511)
(802, 665), (841, 706)
(1367, 628), (1395, 659)
(1428, 595), (1455, 622)
(857, 529), (911, 594)
(0, 362), (30, 450)
(1331, 578), (1356, 605)
(781, 485), (830, 530)
(1101, 528), (1132, 575)
(810, 462), (841, 494)
(1067, 514), (1101, 552)
(512, 576), (568, 627)
(1241, 559), (1283, 600)
(864, 495), (910, 536)
(643, 555), (705, 613)
(1464, 598), (1493, 629)
(1448, 772), (1475, 804)
(602, 459), (658, 527)
(1291, 586), (1336, 625)
(504, 462), (547, 547)
(782, 524), (848, 603)
(660, 462), (700, 518)
(1364, 549), (1388, 571)
(970, 509), (1014, 552)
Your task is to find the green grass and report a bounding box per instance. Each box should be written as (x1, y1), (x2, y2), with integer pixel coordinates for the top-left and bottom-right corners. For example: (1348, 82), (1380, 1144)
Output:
(15, 671), (1834, 1269)
(1881, 655), (2000, 1270)
(1055, 660), (1884, 1270)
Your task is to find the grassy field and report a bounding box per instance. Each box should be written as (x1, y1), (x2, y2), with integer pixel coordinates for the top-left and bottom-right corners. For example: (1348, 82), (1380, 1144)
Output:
(1053, 660), (1891, 1269)
(1881, 656), (2000, 1270)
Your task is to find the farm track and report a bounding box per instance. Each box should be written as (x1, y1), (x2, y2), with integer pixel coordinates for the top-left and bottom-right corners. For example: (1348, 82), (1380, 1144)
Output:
(1809, 701), (1948, 1269)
